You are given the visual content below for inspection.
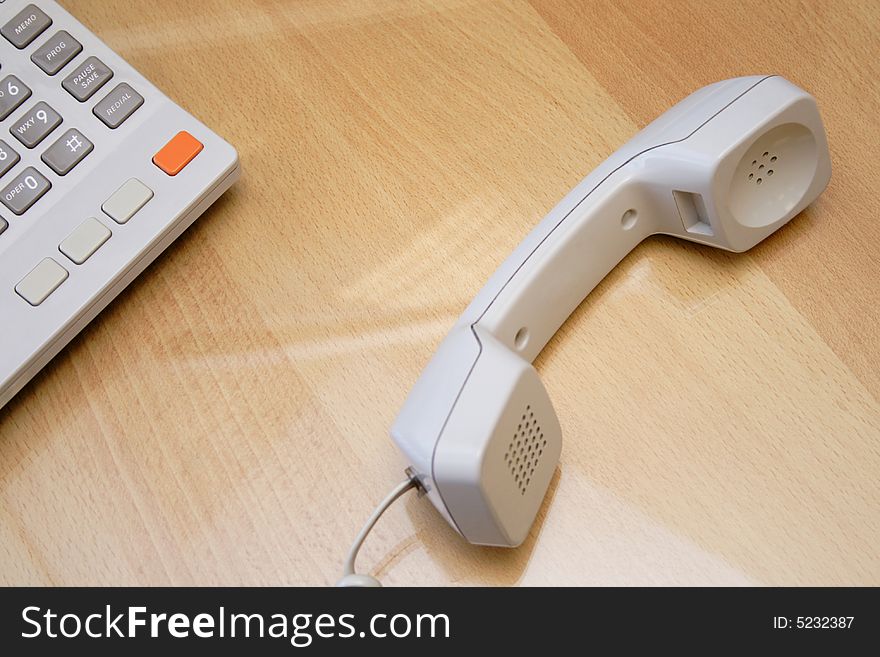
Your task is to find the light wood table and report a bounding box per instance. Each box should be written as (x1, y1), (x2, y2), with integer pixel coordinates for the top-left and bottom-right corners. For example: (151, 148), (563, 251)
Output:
(1, 0), (878, 586)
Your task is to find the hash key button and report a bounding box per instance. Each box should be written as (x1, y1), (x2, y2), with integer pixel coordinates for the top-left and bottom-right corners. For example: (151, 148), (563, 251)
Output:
(2, 4), (52, 49)
(62, 56), (113, 102)
(93, 83), (144, 129)
(1, 167), (51, 215)
(42, 128), (94, 175)
(11, 101), (62, 149)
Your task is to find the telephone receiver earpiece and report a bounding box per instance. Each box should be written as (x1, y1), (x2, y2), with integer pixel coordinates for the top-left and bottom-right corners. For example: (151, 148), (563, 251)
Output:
(391, 75), (831, 547)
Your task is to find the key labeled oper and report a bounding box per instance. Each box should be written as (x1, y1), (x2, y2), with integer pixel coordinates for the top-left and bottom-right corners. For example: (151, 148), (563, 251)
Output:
(1, 167), (51, 215)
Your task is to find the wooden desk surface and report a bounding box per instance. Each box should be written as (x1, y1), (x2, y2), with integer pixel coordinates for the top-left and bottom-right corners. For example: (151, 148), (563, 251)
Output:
(1, 0), (878, 586)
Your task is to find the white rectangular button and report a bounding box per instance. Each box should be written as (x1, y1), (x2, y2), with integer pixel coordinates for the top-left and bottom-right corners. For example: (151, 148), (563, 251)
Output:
(102, 178), (153, 224)
(59, 217), (111, 264)
(15, 258), (68, 306)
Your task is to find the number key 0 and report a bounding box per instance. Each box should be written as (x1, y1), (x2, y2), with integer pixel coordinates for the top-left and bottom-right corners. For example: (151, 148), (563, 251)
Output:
(0, 75), (33, 120)
(0, 167), (51, 215)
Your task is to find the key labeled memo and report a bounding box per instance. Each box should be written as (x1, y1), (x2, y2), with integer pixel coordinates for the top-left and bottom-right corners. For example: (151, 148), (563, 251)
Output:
(1, 4), (52, 49)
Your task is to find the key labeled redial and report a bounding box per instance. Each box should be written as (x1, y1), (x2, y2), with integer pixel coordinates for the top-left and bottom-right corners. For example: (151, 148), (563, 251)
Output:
(93, 83), (144, 129)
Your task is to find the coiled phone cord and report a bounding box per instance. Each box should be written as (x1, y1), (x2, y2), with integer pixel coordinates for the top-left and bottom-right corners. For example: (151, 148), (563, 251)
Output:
(336, 474), (419, 587)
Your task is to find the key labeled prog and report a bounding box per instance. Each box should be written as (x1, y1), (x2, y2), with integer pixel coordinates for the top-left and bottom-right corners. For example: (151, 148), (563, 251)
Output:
(31, 30), (83, 75)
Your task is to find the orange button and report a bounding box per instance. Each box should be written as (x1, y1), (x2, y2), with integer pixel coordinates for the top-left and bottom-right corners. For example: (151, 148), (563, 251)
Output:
(152, 131), (203, 176)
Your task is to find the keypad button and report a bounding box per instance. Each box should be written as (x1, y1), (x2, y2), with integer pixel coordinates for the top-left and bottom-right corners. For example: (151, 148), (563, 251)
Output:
(102, 178), (153, 224)
(41, 128), (93, 175)
(0, 166), (51, 215)
(59, 217), (111, 265)
(10, 101), (62, 149)
(15, 258), (68, 306)
(0, 75), (33, 120)
(153, 131), (203, 176)
(93, 83), (144, 129)
(0, 217), (7, 236)
(61, 56), (113, 102)
(31, 30), (82, 75)
(0, 139), (21, 178)
(1, 4), (52, 49)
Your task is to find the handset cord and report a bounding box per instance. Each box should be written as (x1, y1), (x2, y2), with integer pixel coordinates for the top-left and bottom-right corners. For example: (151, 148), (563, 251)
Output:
(336, 474), (420, 587)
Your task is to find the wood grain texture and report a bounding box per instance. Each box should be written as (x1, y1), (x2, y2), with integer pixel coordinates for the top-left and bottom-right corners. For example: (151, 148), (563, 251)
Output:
(0, 0), (877, 585)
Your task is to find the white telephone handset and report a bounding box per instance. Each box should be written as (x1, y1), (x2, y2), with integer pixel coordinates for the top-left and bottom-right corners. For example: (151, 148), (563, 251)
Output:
(392, 75), (831, 546)
(339, 75), (831, 585)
